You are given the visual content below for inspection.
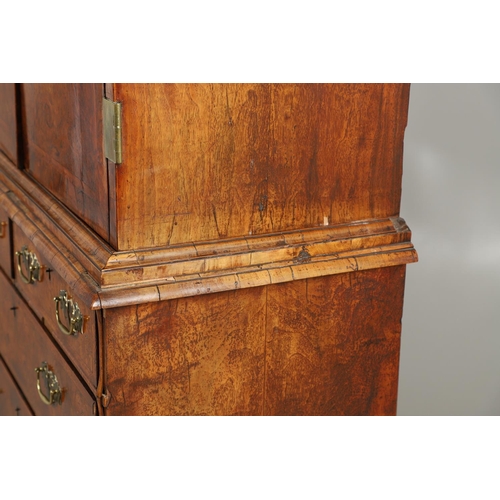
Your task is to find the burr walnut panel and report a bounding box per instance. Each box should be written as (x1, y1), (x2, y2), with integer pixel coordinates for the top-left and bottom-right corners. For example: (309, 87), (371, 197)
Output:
(104, 287), (268, 415)
(264, 266), (405, 415)
(113, 84), (410, 250)
(0, 83), (415, 416)
(104, 266), (405, 415)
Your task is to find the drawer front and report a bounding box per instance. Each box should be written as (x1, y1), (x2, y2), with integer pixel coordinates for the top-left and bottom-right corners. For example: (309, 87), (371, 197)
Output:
(0, 206), (10, 277)
(0, 356), (33, 416)
(12, 223), (98, 388)
(0, 271), (95, 415)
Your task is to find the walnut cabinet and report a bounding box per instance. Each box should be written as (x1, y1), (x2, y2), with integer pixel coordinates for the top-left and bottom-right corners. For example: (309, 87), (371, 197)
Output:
(0, 84), (417, 415)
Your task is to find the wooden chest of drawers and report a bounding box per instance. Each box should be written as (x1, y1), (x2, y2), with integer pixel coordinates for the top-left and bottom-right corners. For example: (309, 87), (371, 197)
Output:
(0, 83), (417, 415)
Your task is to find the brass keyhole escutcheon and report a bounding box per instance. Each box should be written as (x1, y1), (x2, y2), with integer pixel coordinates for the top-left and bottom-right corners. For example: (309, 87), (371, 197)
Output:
(54, 290), (86, 336)
(15, 245), (43, 284)
(35, 362), (62, 405)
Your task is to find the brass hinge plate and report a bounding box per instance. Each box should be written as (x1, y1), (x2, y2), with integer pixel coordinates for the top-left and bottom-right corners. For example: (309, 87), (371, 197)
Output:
(103, 98), (122, 164)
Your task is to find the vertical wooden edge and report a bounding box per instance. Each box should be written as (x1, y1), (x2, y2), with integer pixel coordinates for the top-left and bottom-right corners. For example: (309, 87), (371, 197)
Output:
(95, 309), (105, 416)
(263, 284), (268, 416)
(399, 84), (411, 142)
(107, 159), (118, 250)
(393, 263), (408, 416)
(104, 84), (114, 101)
(389, 83), (411, 219)
(8, 217), (15, 279)
(100, 308), (114, 414)
(105, 83), (119, 249)
(403, 83), (411, 127)
(112, 83), (127, 251)
(14, 83), (26, 170)
(100, 308), (113, 414)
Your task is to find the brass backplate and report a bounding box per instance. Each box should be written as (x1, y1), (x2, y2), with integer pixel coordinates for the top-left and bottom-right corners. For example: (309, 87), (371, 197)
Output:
(103, 97), (122, 164)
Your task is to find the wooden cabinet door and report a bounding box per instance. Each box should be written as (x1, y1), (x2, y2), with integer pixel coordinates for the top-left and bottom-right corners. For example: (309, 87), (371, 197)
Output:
(0, 83), (18, 165)
(21, 84), (110, 241)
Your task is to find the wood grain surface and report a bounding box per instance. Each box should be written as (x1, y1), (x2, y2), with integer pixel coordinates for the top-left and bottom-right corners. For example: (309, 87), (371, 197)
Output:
(0, 355), (33, 416)
(265, 265), (405, 415)
(21, 84), (110, 240)
(0, 83), (415, 416)
(0, 205), (11, 278)
(0, 83), (17, 165)
(0, 270), (95, 415)
(113, 83), (410, 250)
(104, 287), (267, 415)
(0, 153), (112, 284)
(104, 266), (405, 415)
(12, 224), (98, 388)
(1, 163), (417, 310)
(100, 216), (415, 287)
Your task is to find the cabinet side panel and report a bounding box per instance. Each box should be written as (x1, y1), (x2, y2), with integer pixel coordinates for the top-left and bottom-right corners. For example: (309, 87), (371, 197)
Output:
(0, 83), (18, 165)
(105, 265), (406, 416)
(22, 84), (110, 240)
(114, 83), (409, 250)
(104, 287), (267, 415)
(265, 266), (406, 415)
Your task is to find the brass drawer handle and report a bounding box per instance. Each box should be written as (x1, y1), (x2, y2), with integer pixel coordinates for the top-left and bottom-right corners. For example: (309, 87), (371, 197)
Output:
(15, 245), (43, 284)
(0, 221), (6, 238)
(35, 362), (62, 405)
(54, 290), (86, 336)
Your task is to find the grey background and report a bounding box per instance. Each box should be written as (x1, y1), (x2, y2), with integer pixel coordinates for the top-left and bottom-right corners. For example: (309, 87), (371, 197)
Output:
(397, 83), (500, 415)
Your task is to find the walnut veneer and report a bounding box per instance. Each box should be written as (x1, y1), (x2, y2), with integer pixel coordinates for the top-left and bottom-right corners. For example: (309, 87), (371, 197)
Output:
(0, 83), (417, 415)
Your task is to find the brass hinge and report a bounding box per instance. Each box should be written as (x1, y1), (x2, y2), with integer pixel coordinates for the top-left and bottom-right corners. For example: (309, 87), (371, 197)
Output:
(103, 98), (122, 164)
